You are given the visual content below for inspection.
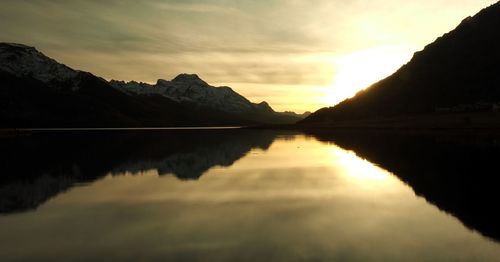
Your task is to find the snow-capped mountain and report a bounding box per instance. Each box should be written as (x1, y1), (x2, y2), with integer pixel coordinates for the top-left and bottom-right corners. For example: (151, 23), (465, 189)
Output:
(0, 42), (305, 127)
(110, 74), (266, 114)
(0, 43), (81, 90)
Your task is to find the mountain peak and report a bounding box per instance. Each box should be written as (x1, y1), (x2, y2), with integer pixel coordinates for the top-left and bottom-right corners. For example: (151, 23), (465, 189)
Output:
(0, 42), (78, 88)
(0, 43), (40, 61)
(172, 73), (207, 85)
(156, 79), (169, 86)
(0, 42), (37, 52)
(255, 101), (275, 113)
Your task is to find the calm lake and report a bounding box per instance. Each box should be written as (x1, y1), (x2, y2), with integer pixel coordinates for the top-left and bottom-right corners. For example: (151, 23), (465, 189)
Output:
(1, 129), (500, 261)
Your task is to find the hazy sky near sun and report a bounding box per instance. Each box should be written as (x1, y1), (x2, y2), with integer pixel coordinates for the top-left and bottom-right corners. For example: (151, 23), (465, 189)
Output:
(0, 0), (496, 112)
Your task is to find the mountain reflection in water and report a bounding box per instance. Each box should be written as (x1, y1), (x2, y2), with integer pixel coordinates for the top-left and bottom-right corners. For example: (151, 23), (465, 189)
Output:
(0, 130), (284, 213)
(0, 129), (499, 261)
(309, 130), (500, 241)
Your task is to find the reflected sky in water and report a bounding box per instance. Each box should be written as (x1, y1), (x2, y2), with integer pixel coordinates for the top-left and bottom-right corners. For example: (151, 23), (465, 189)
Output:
(0, 133), (499, 261)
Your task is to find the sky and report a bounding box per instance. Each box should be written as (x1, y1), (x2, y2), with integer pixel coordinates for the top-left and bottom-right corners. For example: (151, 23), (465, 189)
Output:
(0, 0), (497, 113)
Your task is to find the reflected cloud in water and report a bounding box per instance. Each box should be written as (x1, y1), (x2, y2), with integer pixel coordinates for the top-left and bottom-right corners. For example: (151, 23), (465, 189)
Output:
(0, 129), (499, 261)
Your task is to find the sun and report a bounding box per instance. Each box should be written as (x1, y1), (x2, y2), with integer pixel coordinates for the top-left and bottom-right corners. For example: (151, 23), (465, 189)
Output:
(322, 46), (414, 106)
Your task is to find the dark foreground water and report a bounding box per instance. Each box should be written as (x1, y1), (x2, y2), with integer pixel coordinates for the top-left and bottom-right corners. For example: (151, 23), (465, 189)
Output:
(1, 129), (499, 261)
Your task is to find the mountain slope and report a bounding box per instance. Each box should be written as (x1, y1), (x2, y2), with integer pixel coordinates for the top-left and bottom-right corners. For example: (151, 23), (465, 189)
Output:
(0, 43), (79, 90)
(301, 2), (500, 127)
(0, 43), (302, 127)
(111, 74), (259, 114)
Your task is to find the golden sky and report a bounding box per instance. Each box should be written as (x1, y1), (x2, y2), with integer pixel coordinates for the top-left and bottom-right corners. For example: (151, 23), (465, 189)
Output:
(0, 0), (496, 113)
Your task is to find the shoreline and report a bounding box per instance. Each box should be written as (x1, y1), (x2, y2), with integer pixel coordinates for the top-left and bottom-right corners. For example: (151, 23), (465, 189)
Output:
(4, 111), (500, 137)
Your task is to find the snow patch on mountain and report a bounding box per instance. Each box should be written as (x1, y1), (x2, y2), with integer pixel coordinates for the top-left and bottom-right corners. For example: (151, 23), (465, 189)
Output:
(110, 74), (269, 114)
(0, 43), (80, 90)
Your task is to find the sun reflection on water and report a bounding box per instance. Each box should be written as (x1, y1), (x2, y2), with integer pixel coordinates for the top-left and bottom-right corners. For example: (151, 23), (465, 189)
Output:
(329, 147), (393, 184)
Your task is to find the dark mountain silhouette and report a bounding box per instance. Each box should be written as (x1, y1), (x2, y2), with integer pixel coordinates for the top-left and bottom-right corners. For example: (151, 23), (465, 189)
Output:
(0, 43), (302, 128)
(309, 130), (500, 242)
(301, 2), (500, 128)
(0, 129), (290, 214)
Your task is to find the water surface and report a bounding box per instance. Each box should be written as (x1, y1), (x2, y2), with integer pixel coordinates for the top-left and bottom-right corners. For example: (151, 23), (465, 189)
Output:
(0, 130), (499, 261)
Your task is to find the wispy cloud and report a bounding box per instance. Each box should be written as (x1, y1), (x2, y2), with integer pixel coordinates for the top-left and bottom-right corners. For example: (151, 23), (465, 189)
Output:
(0, 0), (496, 112)
(155, 2), (244, 15)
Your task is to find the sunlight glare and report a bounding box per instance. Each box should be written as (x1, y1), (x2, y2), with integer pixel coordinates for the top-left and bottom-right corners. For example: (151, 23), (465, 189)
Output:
(322, 46), (413, 106)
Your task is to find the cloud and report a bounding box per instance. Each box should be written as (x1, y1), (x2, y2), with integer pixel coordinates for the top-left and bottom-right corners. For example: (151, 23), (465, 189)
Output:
(0, 0), (496, 112)
(155, 2), (245, 15)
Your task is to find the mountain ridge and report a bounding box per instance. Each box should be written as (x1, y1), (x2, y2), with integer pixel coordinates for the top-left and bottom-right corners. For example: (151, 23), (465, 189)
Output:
(0, 42), (303, 127)
(109, 73), (267, 115)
